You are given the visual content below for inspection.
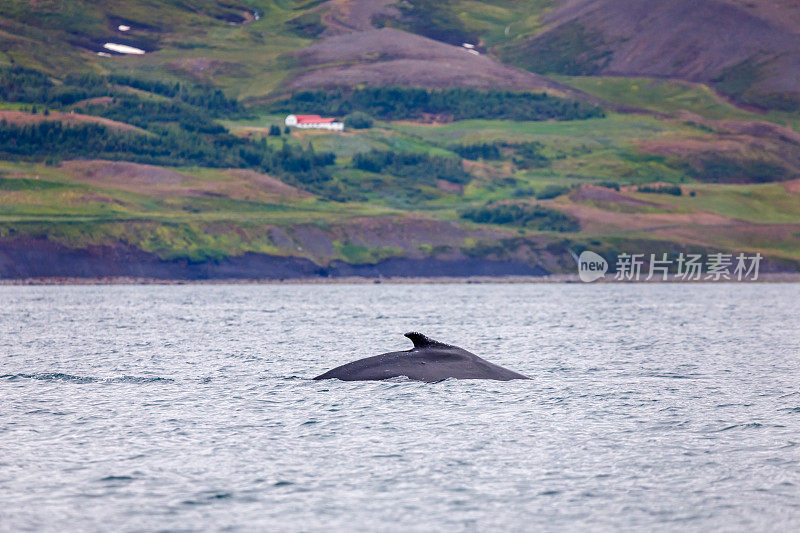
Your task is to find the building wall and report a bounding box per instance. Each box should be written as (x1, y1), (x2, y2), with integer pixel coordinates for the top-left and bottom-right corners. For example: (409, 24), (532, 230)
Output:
(285, 115), (343, 131)
(295, 122), (344, 131)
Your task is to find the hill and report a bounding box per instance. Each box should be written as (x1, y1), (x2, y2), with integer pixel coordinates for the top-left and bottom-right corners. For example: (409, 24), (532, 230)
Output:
(283, 28), (581, 95)
(0, 0), (799, 280)
(499, 0), (800, 111)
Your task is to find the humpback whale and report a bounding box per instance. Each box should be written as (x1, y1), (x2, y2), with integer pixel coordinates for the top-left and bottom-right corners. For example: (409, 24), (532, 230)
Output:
(313, 332), (530, 382)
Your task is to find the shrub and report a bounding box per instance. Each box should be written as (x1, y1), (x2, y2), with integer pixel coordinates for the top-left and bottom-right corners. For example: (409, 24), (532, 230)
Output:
(637, 184), (682, 196)
(536, 184), (571, 199)
(268, 125), (281, 136)
(509, 141), (549, 169)
(269, 87), (604, 122)
(461, 202), (580, 232)
(344, 111), (374, 129)
(512, 187), (536, 198)
(353, 150), (470, 184)
(452, 143), (501, 160)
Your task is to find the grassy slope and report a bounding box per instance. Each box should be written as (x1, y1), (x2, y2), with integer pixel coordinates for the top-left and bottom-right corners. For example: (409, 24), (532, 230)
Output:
(551, 76), (757, 120)
(221, 110), (800, 261)
(0, 0), (315, 99)
(445, 1), (800, 129)
(0, 159), (400, 262)
(4, 109), (799, 264)
(1, 0), (799, 271)
(552, 75), (800, 130)
(479, 0), (800, 113)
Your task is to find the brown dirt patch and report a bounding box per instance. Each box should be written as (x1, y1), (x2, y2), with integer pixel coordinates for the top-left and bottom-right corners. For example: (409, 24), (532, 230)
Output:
(285, 28), (586, 96)
(556, 200), (734, 235)
(675, 111), (800, 144)
(321, 0), (399, 34)
(570, 185), (663, 208)
(646, 222), (800, 260)
(637, 113), (800, 180)
(60, 160), (191, 191)
(59, 160), (311, 201)
(69, 96), (115, 109)
(223, 169), (311, 200)
(637, 138), (746, 157)
(168, 58), (245, 81)
(436, 179), (463, 194)
(782, 178), (800, 194)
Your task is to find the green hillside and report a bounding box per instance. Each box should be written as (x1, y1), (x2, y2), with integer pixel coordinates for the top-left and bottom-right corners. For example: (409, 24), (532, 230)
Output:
(1, 0), (799, 278)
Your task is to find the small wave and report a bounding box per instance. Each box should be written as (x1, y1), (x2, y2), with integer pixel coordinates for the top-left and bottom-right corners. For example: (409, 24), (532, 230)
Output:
(106, 376), (174, 383)
(1, 373), (173, 384)
(647, 372), (705, 380)
(712, 423), (764, 432)
(1, 373), (96, 383)
(25, 409), (71, 415)
(182, 491), (234, 505)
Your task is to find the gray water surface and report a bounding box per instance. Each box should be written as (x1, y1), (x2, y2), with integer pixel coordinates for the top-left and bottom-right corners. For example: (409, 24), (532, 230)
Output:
(1, 283), (799, 531)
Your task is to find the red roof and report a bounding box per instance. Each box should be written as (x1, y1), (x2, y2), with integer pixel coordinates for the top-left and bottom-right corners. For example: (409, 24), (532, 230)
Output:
(295, 115), (337, 124)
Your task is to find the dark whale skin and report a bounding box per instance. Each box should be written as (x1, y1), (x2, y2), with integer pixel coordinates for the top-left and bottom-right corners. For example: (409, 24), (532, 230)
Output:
(313, 332), (530, 383)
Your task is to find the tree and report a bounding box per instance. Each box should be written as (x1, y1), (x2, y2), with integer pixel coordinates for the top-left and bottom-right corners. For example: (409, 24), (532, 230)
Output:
(268, 124), (281, 136)
(344, 111), (373, 129)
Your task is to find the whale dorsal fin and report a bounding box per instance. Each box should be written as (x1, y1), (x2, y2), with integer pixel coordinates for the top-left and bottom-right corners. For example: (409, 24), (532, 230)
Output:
(404, 332), (448, 349)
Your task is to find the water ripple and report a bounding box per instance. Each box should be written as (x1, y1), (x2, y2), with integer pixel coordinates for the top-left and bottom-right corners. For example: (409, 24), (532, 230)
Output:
(1, 283), (799, 531)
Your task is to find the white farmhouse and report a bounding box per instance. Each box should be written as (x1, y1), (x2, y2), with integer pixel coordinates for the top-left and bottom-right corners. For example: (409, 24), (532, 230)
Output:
(284, 114), (344, 131)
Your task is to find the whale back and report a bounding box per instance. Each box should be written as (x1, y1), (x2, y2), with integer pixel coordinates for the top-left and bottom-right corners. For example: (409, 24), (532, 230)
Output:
(313, 332), (530, 382)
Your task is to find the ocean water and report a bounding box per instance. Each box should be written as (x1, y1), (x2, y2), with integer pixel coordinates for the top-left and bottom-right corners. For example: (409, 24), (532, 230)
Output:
(1, 283), (799, 532)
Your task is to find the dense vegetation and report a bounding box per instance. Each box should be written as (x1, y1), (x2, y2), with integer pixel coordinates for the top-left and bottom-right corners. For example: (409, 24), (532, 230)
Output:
(0, 121), (334, 184)
(452, 141), (549, 169)
(270, 87), (604, 122)
(637, 184), (683, 196)
(508, 142), (550, 169)
(0, 67), (344, 195)
(452, 143), (501, 160)
(681, 154), (790, 183)
(82, 97), (229, 135)
(344, 112), (374, 129)
(0, 67), (240, 114)
(535, 185), (572, 200)
(461, 202), (580, 232)
(353, 150), (470, 184)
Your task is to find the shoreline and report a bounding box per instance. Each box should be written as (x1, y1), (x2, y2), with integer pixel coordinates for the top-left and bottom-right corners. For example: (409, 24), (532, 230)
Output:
(2, 272), (799, 285)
